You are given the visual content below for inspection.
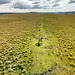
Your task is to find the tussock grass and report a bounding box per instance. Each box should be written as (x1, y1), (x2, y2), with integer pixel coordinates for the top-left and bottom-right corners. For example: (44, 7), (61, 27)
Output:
(0, 13), (75, 75)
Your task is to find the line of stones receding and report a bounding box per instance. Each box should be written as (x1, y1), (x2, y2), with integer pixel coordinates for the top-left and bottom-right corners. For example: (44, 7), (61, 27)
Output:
(35, 38), (43, 47)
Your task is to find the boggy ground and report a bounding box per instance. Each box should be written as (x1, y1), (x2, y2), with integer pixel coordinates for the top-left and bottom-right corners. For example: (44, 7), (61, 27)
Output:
(0, 13), (75, 75)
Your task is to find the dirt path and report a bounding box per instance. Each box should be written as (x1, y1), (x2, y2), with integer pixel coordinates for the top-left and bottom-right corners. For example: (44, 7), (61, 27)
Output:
(28, 14), (60, 74)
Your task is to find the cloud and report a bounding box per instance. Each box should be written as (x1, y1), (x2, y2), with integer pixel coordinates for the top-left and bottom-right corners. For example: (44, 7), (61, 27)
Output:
(53, 4), (60, 7)
(33, 2), (40, 4)
(13, 1), (31, 9)
(50, 0), (61, 3)
(69, 0), (75, 3)
(0, 0), (75, 12)
(32, 5), (42, 9)
(0, 0), (12, 4)
(12, 0), (61, 9)
(33, 0), (61, 9)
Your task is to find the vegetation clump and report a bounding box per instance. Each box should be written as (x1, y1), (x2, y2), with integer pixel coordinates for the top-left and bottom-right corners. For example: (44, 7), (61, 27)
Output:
(0, 13), (75, 75)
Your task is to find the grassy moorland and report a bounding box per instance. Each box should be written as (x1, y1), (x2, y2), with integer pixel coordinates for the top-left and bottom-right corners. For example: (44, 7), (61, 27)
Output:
(0, 13), (75, 75)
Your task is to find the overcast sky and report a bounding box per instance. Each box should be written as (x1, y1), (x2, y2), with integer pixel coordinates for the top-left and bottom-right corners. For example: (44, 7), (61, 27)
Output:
(0, 0), (75, 12)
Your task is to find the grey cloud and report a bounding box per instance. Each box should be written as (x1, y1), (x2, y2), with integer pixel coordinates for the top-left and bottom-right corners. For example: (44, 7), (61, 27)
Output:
(32, 4), (49, 9)
(13, 1), (41, 9)
(50, 0), (61, 3)
(29, 0), (37, 1)
(46, 0), (50, 2)
(12, 0), (61, 9)
(29, 0), (60, 3)
(13, 1), (31, 9)
(33, 2), (40, 4)
(29, 0), (34, 1)
(53, 4), (60, 7)
(69, 0), (75, 3)
(32, 5), (42, 9)
(0, 0), (12, 4)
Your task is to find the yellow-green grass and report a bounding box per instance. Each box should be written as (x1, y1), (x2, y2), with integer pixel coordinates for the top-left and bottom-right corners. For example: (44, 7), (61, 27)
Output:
(0, 13), (75, 75)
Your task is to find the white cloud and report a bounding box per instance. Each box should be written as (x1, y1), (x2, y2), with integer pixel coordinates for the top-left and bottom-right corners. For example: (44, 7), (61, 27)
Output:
(0, 0), (75, 12)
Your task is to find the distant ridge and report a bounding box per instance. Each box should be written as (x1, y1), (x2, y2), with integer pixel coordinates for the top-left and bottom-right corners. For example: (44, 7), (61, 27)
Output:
(29, 12), (38, 13)
(29, 11), (75, 14)
(0, 13), (20, 15)
(57, 11), (75, 14)
(0, 11), (75, 14)
(65, 11), (75, 14)
(40, 11), (75, 14)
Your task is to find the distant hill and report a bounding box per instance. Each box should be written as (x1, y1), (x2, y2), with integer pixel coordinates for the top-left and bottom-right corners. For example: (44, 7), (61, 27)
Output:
(0, 11), (75, 15)
(57, 11), (75, 14)
(29, 12), (39, 13)
(41, 11), (75, 14)
(0, 13), (19, 15)
(29, 11), (75, 14)
(65, 11), (75, 14)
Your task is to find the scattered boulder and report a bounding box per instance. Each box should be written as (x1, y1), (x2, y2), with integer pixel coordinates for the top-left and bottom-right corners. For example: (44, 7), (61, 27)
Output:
(35, 42), (42, 47)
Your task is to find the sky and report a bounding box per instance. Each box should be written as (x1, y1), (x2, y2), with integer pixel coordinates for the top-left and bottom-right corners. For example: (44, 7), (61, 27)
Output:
(0, 0), (75, 12)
